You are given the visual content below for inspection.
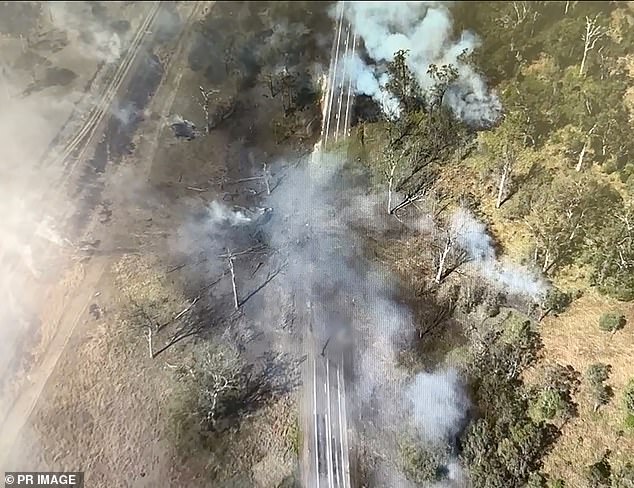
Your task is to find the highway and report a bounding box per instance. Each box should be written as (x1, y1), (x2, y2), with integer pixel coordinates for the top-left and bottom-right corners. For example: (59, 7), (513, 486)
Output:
(303, 2), (357, 487)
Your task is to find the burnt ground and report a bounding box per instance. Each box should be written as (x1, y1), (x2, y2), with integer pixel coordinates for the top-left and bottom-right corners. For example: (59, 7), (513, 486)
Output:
(3, 2), (337, 487)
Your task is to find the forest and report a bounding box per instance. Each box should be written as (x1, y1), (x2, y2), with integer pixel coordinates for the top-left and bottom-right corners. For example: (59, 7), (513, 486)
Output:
(349, 2), (634, 487)
(111, 2), (634, 486)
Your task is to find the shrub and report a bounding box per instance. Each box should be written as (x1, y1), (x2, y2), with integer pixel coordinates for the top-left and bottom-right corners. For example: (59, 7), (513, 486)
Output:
(587, 364), (611, 384)
(530, 389), (568, 422)
(586, 363), (612, 410)
(526, 472), (547, 487)
(598, 312), (626, 333)
(613, 462), (634, 488)
(530, 364), (580, 422)
(547, 479), (565, 488)
(624, 380), (634, 415)
(400, 441), (448, 484)
(540, 287), (572, 320)
(587, 453), (612, 488)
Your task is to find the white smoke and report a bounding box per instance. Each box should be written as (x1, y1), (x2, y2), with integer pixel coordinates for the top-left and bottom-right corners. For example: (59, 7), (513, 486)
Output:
(348, 53), (400, 118)
(451, 208), (547, 299)
(339, 1), (502, 126)
(406, 368), (470, 444)
(207, 201), (252, 227)
(49, 2), (123, 64)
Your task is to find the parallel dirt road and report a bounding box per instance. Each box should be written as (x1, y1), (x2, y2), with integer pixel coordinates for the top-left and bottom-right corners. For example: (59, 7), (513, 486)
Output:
(0, 0), (205, 471)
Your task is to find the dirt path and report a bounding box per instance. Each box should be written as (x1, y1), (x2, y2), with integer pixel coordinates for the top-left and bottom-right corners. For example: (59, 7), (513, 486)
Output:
(0, 1), (206, 472)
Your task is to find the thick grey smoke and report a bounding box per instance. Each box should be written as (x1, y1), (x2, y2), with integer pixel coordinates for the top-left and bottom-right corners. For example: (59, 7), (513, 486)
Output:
(451, 208), (547, 299)
(339, 1), (502, 126)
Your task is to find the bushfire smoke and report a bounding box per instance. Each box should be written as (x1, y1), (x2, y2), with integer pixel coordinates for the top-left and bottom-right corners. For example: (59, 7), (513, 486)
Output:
(451, 208), (548, 299)
(338, 1), (502, 126)
(175, 148), (474, 483)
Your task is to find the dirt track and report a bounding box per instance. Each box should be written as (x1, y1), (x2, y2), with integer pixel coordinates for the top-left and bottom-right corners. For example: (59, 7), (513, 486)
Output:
(0, 0), (206, 474)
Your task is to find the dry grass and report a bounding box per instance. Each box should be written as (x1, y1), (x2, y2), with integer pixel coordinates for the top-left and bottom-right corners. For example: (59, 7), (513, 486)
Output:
(10, 252), (299, 487)
(8, 254), (181, 485)
(540, 291), (634, 483)
(361, 118), (634, 483)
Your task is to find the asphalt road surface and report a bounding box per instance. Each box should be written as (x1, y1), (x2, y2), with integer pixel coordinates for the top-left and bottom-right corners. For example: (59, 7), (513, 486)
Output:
(303, 3), (356, 487)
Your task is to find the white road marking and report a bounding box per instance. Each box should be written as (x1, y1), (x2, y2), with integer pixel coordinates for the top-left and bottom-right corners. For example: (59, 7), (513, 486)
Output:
(334, 25), (351, 143)
(313, 355), (320, 488)
(343, 33), (357, 138)
(309, 1), (357, 485)
(324, 1), (344, 147)
(325, 359), (335, 487)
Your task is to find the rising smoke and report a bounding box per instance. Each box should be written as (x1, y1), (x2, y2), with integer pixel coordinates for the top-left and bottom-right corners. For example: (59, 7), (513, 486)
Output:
(406, 368), (470, 445)
(48, 2), (128, 63)
(338, 1), (502, 126)
(450, 208), (547, 299)
(177, 149), (473, 483)
(164, 2), (540, 484)
(0, 1), (177, 457)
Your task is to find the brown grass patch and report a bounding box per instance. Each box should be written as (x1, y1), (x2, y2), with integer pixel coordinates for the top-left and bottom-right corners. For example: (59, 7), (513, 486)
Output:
(540, 291), (634, 483)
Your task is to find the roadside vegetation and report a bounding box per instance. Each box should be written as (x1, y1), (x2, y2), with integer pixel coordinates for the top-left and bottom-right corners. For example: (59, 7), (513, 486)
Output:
(172, 2), (634, 485)
(348, 2), (634, 486)
(63, 1), (633, 486)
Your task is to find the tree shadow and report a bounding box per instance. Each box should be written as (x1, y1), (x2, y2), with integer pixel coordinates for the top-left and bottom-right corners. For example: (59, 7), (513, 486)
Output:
(213, 351), (303, 432)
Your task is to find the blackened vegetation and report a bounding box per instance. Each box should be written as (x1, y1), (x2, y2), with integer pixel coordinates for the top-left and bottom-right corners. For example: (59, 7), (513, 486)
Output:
(197, 351), (301, 434)
(189, 2), (331, 89)
(20, 67), (78, 97)
(163, 4), (335, 473)
(171, 118), (199, 141)
(351, 95), (383, 126)
(181, 2), (329, 145)
(68, 51), (165, 239)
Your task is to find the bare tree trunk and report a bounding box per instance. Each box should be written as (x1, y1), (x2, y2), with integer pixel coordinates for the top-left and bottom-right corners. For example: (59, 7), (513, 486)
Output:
(579, 16), (604, 77)
(575, 123), (597, 172)
(496, 161), (511, 208)
(262, 163), (271, 195)
(495, 144), (515, 208)
(386, 162), (397, 214)
(145, 326), (154, 359)
(435, 237), (451, 284)
(198, 86), (219, 134)
(496, 173), (507, 209)
(541, 247), (551, 273)
(575, 142), (588, 172)
(228, 252), (239, 310)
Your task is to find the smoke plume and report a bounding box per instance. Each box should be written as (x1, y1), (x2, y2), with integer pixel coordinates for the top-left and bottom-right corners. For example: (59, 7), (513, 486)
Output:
(451, 208), (547, 299)
(253, 152), (471, 483)
(339, 1), (502, 126)
(406, 368), (469, 445)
